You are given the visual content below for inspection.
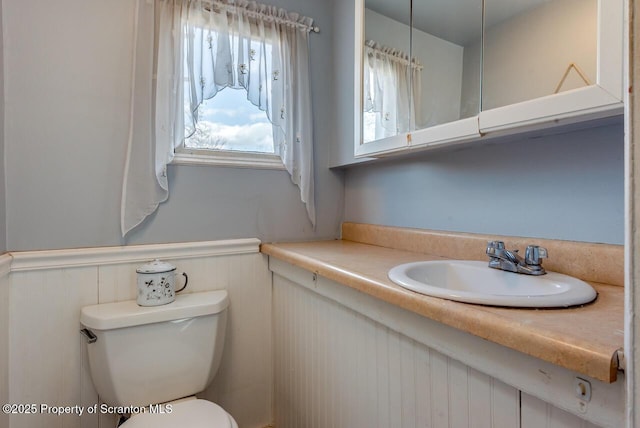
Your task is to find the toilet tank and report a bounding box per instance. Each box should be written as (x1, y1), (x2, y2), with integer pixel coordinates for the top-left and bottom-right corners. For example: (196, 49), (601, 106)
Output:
(80, 290), (229, 407)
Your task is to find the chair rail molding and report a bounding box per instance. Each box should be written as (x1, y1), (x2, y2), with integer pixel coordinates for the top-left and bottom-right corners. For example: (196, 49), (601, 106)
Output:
(8, 239), (261, 272)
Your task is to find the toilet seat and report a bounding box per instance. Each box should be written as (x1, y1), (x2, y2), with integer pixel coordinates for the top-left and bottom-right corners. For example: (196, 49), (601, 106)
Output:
(120, 399), (237, 428)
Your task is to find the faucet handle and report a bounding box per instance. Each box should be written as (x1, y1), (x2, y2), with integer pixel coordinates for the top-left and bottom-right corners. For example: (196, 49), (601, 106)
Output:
(525, 245), (548, 266)
(486, 240), (504, 257)
(487, 240), (505, 250)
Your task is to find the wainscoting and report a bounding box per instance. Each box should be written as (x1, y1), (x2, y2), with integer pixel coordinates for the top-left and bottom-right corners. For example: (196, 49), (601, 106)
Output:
(274, 275), (520, 427)
(1, 240), (624, 428)
(0, 255), (10, 428)
(2, 240), (272, 428)
(271, 258), (620, 428)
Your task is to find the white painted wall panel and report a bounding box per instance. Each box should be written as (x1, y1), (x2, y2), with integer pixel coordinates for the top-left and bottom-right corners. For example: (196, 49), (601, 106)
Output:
(270, 258), (624, 427)
(467, 368), (492, 428)
(199, 253), (273, 428)
(0, 259), (11, 428)
(273, 273), (522, 428)
(7, 242), (271, 428)
(430, 352), (449, 428)
(521, 392), (602, 428)
(491, 376), (521, 428)
(9, 267), (98, 428)
(414, 342), (432, 426)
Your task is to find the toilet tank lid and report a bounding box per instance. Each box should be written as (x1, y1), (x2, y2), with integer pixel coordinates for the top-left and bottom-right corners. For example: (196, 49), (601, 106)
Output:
(80, 290), (229, 330)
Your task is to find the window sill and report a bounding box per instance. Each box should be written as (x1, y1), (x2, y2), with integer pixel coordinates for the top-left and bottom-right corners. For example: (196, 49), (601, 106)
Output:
(172, 149), (286, 170)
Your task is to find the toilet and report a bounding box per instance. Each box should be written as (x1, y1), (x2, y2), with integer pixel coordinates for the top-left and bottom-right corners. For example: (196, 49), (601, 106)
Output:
(80, 290), (238, 427)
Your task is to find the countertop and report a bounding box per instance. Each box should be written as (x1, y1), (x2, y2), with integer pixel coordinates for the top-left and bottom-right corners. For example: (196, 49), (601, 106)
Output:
(261, 230), (624, 383)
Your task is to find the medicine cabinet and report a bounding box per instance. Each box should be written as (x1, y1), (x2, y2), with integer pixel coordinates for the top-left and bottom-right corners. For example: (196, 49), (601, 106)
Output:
(354, 0), (624, 158)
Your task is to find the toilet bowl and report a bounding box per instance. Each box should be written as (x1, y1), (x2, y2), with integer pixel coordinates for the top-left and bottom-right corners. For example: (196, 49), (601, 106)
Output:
(80, 290), (237, 427)
(120, 398), (238, 428)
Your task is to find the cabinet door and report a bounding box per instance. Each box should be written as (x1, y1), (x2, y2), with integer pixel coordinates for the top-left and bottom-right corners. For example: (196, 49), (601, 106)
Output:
(355, 0), (412, 157)
(479, 0), (623, 133)
(354, 0), (483, 158)
(408, 0), (483, 152)
(353, 0), (624, 160)
(521, 392), (603, 428)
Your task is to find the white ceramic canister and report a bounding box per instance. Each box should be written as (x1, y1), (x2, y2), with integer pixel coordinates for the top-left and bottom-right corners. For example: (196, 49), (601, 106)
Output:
(136, 259), (188, 306)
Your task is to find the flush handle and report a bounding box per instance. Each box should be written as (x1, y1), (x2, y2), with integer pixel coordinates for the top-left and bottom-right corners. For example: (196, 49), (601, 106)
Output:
(80, 328), (97, 344)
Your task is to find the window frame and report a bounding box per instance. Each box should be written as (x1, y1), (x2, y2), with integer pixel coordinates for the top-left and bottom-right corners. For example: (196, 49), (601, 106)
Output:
(173, 14), (284, 170)
(172, 146), (285, 170)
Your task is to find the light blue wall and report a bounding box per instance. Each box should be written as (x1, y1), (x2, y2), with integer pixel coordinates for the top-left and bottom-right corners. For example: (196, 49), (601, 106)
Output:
(333, 0), (624, 245)
(343, 122), (624, 244)
(3, 0), (342, 251)
(126, 0), (344, 247)
(1, 0), (626, 250)
(126, 164), (344, 246)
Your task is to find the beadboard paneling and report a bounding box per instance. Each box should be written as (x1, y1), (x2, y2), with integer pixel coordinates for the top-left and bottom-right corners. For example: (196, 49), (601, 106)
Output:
(521, 392), (602, 428)
(272, 263), (615, 428)
(200, 253), (273, 428)
(0, 255), (12, 428)
(269, 257), (623, 427)
(6, 241), (271, 428)
(273, 273), (521, 428)
(9, 267), (98, 428)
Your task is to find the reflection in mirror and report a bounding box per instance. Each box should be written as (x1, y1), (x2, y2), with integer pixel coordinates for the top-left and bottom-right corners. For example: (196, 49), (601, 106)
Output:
(411, 0), (483, 127)
(482, 0), (597, 111)
(363, 41), (421, 143)
(362, 0), (412, 143)
(362, 0), (483, 144)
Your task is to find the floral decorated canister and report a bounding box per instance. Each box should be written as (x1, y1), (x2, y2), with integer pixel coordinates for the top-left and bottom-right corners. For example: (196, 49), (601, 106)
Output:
(136, 259), (188, 306)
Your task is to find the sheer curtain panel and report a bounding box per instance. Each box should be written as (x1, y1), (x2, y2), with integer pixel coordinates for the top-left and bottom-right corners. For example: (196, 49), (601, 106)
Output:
(363, 40), (422, 141)
(121, 0), (317, 237)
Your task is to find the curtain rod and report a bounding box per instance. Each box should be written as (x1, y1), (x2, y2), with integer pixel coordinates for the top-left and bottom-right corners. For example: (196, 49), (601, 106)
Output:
(365, 40), (423, 70)
(201, 0), (320, 33)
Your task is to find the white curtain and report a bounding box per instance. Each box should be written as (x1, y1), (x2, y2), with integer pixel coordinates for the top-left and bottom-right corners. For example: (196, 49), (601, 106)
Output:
(121, 0), (316, 237)
(363, 40), (422, 142)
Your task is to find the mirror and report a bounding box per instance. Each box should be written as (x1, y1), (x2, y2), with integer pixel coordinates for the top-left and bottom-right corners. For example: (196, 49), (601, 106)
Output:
(361, 0), (483, 144)
(411, 0), (483, 126)
(356, 0), (621, 156)
(362, 0), (412, 143)
(482, 0), (598, 110)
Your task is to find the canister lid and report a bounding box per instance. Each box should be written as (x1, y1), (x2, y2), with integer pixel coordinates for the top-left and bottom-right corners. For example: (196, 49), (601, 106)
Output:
(136, 259), (176, 274)
(80, 290), (229, 330)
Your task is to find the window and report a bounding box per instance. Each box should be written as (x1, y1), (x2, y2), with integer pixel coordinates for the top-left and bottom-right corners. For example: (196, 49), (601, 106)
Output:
(121, 0), (318, 236)
(173, 20), (283, 168)
(184, 88), (275, 154)
(175, 84), (283, 169)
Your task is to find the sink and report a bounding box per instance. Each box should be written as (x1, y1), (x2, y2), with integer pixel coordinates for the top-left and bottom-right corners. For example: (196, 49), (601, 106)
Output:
(388, 260), (597, 308)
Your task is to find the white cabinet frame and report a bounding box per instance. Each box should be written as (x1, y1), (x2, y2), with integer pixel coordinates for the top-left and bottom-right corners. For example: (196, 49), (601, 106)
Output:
(354, 0), (624, 158)
(478, 0), (624, 133)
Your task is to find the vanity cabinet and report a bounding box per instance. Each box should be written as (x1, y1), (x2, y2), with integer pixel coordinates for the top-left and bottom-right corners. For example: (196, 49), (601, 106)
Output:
(355, 0), (624, 158)
(269, 258), (624, 428)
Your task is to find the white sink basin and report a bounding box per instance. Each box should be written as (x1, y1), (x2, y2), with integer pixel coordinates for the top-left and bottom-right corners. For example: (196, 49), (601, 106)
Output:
(388, 260), (597, 308)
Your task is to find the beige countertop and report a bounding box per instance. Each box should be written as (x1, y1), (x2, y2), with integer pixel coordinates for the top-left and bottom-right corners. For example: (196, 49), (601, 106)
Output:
(261, 224), (624, 384)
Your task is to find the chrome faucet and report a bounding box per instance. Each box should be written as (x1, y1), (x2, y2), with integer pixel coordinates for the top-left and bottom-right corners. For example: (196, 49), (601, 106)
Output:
(485, 241), (547, 275)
